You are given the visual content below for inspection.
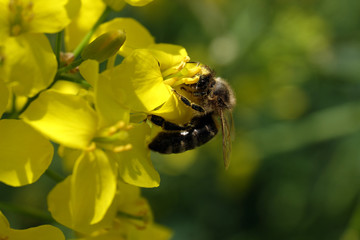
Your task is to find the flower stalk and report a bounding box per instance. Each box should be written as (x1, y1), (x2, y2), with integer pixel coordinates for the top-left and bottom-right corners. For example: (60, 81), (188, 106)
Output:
(72, 7), (112, 58)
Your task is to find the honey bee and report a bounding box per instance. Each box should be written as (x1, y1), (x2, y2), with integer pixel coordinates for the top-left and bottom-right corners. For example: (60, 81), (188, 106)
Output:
(148, 66), (236, 169)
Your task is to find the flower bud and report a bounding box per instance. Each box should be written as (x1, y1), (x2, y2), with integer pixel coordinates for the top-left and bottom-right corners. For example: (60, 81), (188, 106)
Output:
(81, 30), (126, 62)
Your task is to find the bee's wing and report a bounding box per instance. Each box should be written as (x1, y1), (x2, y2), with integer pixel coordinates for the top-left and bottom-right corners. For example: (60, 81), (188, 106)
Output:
(220, 109), (234, 169)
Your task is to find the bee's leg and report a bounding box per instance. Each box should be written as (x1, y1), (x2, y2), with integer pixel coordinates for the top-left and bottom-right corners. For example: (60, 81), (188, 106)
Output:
(180, 86), (207, 97)
(149, 115), (191, 130)
(173, 90), (205, 113)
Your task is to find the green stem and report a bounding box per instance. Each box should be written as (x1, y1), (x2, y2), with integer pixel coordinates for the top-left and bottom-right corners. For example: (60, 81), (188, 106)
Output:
(117, 211), (147, 221)
(56, 73), (92, 88)
(17, 78), (59, 116)
(5, 94), (18, 119)
(55, 31), (63, 68)
(72, 7), (112, 58)
(45, 169), (65, 183)
(16, 58), (87, 117)
(0, 201), (54, 222)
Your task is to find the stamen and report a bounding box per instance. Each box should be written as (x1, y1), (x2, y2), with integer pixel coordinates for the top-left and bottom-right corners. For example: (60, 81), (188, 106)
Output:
(183, 76), (200, 84)
(86, 142), (97, 152)
(107, 126), (118, 135)
(113, 144), (132, 152)
(163, 77), (179, 86)
(8, 0), (35, 36)
(116, 121), (126, 129)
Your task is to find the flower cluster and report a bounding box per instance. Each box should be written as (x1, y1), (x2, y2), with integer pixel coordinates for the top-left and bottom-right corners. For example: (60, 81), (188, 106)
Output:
(0, 0), (208, 239)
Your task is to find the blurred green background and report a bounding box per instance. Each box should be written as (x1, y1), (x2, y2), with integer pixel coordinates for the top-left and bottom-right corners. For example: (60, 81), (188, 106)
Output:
(133, 0), (360, 239)
(2, 0), (360, 239)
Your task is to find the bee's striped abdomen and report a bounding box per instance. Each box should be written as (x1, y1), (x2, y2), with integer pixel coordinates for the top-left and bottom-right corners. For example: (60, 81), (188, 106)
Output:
(148, 114), (218, 154)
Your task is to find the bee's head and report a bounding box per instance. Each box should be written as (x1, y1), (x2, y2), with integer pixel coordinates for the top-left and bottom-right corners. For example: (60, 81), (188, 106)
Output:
(212, 77), (236, 110)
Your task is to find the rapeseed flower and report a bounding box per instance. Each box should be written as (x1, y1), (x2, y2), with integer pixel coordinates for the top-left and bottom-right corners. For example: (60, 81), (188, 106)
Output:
(20, 60), (160, 231)
(0, 78), (53, 187)
(0, 0), (72, 97)
(0, 0), (71, 38)
(106, 44), (206, 124)
(0, 0), (207, 238)
(48, 180), (171, 239)
(92, 17), (154, 56)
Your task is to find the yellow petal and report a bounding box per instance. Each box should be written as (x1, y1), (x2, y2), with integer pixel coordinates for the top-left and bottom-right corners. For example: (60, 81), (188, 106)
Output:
(0, 79), (8, 116)
(79, 59), (99, 87)
(29, 0), (71, 34)
(65, 0), (106, 51)
(51, 80), (83, 95)
(129, 223), (173, 240)
(95, 72), (130, 128)
(58, 145), (82, 172)
(125, 0), (154, 7)
(114, 123), (160, 188)
(0, 211), (10, 238)
(3, 34), (57, 97)
(0, 211), (65, 240)
(121, 197), (153, 229)
(93, 18), (154, 57)
(117, 181), (141, 205)
(147, 44), (189, 73)
(0, 120), (53, 186)
(65, 0), (81, 19)
(48, 154), (118, 233)
(108, 49), (171, 112)
(0, 2), (8, 40)
(47, 177), (73, 228)
(9, 225), (65, 240)
(150, 93), (195, 125)
(71, 150), (117, 225)
(21, 91), (98, 149)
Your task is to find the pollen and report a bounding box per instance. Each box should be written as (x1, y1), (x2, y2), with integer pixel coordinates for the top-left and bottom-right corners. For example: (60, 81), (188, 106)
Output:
(113, 143), (133, 152)
(101, 121), (131, 137)
(8, 0), (34, 36)
(183, 76), (200, 84)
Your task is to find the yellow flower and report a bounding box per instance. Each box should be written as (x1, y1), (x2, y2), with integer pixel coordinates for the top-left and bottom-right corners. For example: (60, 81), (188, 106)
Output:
(93, 17), (155, 57)
(0, 119), (54, 186)
(48, 180), (172, 239)
(0, 79), (54, 187)
(65, 0), (106, 51)
(21, 61), (160, 231)
(0, 211), (65, 240)
(48, 150), (118, 233)
(21, 90), (99, 149)
(0, 0), (71, 97)
(2, 34), (57, 97)
(0, 0), (97, 149)
(107, 45), (204, 124)
(20, 88), (160, 186)
(0, 0), (71, 39)
(105, 49), (172, 113)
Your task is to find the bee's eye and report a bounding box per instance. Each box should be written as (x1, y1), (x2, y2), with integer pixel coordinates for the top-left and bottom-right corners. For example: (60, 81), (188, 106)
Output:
(213, 82), (230, 107)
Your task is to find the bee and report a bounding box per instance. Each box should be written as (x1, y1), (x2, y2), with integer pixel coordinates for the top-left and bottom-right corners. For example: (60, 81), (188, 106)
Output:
(148, 66), (236, 169)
